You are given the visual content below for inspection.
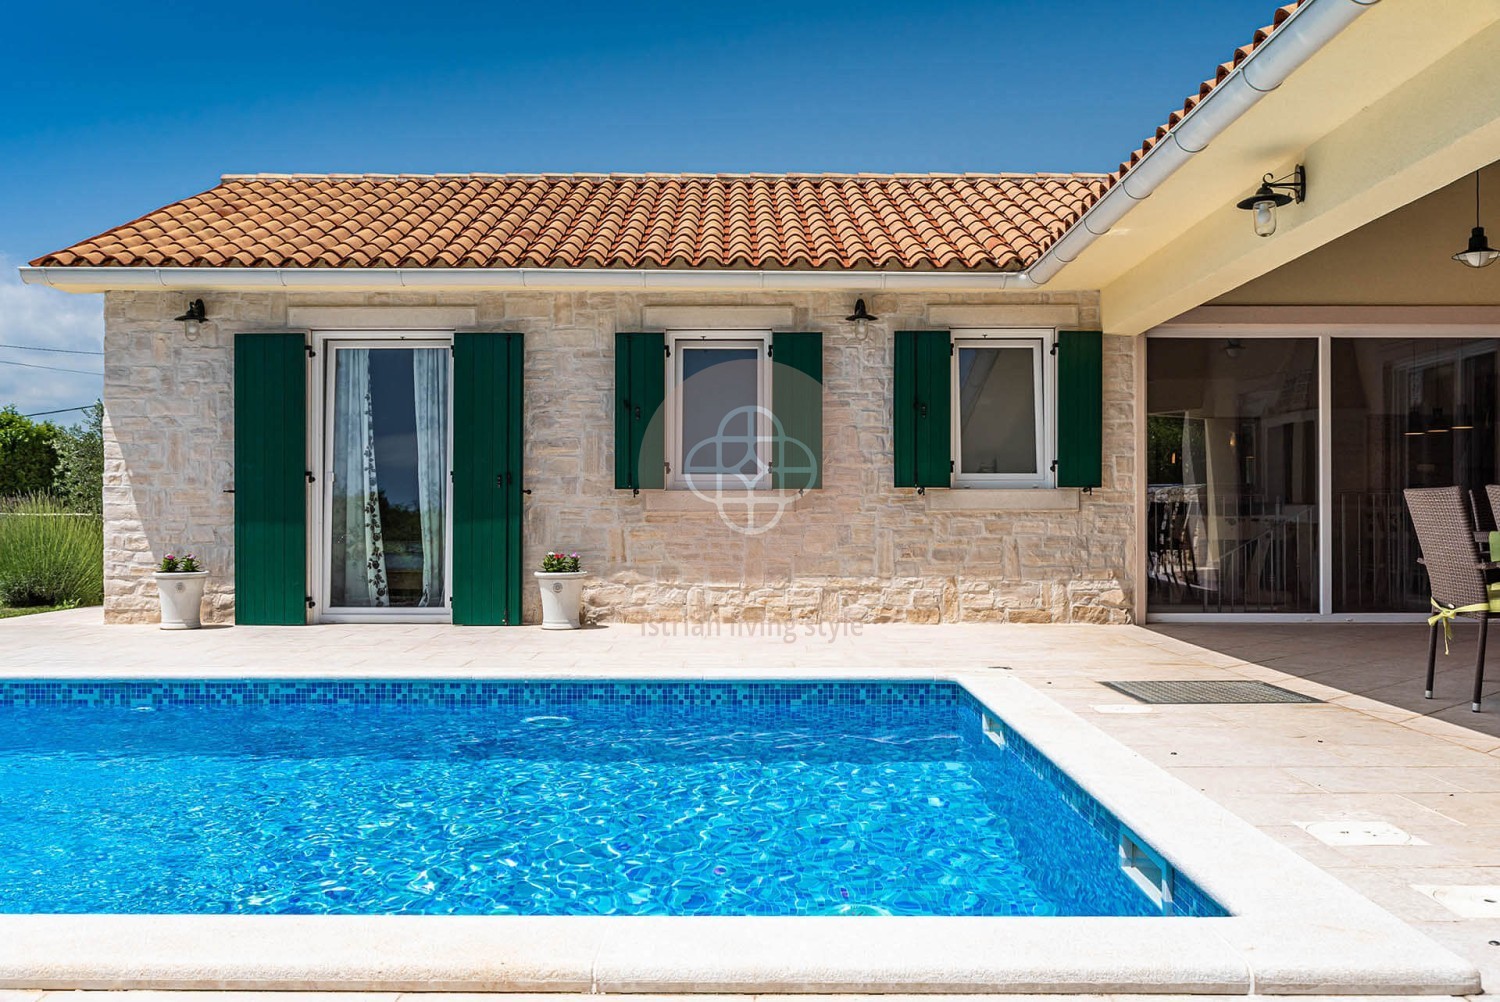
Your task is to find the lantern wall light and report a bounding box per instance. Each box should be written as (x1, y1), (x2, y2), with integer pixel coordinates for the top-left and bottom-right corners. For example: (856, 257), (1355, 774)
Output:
(845, 298), (878, 336)
(174, 299), (207, 341)
(1236, 165), (1306, 237)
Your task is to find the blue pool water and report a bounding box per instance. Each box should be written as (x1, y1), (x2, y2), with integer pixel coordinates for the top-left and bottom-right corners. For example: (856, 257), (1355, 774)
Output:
(0, 680), (1223, 917)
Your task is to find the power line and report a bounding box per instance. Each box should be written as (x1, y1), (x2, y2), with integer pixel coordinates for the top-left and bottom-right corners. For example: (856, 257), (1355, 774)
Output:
(22, 405), (95, 418)
(0, 342), (103, 356)
(0, 358), (102, 376)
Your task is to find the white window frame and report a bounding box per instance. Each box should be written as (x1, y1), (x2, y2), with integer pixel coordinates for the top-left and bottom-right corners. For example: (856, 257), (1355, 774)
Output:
(664, 330), (773, 492)
(951, 329), (1056, 489)
(308, 331), (455, 624)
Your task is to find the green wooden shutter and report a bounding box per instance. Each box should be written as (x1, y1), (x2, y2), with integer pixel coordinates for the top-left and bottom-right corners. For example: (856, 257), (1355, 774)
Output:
(614, 332), (665, 491)
(233, 332), (307, 625)
(1056, 329), (1104, 489)
(771, 332), (823, 490)
(452, 332), (525, 626)
(893, 330), (952, 489)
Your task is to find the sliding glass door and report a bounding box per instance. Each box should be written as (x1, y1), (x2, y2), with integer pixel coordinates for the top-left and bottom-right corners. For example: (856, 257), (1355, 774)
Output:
(1146, 332), (1500, 617)
(1332, 338), (1500, 612)
(1146, 338), (1320, 614)
(323, 341), (451, 618)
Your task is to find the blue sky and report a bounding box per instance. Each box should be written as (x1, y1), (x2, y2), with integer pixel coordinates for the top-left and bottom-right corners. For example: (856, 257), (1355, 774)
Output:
(0, 0), (1270, 418)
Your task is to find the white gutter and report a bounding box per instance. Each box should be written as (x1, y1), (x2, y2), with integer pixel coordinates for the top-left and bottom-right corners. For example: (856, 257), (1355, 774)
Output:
(18, 265), (1037, 294)
(19, 0), (1377, 298)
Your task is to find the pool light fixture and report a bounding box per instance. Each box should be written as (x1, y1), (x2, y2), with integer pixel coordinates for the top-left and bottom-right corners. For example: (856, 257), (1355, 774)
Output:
(1236, 165), (1305, 237)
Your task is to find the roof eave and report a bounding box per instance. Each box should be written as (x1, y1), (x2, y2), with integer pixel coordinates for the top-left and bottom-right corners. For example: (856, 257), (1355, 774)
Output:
(17, 265), (1042, 295)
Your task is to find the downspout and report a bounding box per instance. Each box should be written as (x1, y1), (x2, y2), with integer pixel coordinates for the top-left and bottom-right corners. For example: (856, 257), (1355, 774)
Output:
(1023, 0), (1381, 286)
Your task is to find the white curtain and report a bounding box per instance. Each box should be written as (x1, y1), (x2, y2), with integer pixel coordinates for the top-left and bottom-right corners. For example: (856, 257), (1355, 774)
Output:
(332, 348), (389, 607)
(412, 348), (448, 607)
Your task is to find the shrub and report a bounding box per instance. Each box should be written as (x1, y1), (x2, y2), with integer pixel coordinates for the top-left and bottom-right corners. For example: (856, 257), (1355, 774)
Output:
(0, 493), (103, 607)
(0, 407), (59, 496)
(52, 401), (104, 515)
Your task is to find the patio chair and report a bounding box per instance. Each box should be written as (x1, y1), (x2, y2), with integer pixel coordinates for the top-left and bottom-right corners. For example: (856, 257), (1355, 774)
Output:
(1403, 486), (1494, 712)
(1485, 485), (1500, 556)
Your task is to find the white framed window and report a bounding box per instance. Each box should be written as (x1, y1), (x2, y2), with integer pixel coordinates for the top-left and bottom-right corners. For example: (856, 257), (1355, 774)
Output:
(952, 329), (1055, 488)
(665, 330), (773, 491)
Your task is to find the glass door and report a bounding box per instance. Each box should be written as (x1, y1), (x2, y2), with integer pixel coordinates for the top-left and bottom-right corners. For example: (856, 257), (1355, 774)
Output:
(1146, 337), (1320, 613)
(322, 341), (451, 619)
(1146, 332), (1500, 618)
(1332, 337), (1500, 612)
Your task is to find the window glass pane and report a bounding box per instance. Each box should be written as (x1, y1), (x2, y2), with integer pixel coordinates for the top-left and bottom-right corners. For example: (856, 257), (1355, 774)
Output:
(1332, 338), (1500, 612)
(330, 347), (448, 609)
(958, 346), (1037, 475)
(681, 347), (760, 479)
(1146, 338), (1319, 613)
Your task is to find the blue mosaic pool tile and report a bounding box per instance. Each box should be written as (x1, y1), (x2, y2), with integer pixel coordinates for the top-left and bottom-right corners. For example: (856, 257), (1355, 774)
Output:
(0, 678), (959, 716)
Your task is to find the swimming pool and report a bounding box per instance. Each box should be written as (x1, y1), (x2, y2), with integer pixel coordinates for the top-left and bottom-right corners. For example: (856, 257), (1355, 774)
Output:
(0, 673), (1478, 995)
(0, 679), (1220, 918)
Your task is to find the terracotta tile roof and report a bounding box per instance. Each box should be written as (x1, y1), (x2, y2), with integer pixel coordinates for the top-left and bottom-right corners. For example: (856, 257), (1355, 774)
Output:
(30, 173), (1108, 272)
(1110, 2), (1303, 184)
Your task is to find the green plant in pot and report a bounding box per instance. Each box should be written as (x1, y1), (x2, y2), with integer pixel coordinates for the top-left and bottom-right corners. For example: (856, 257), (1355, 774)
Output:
(535, 551), (587, 629)
(154, 551), (209, 629)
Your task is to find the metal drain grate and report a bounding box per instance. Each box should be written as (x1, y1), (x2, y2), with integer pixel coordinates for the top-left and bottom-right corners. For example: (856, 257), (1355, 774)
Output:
(1102, 680), (1322, 705)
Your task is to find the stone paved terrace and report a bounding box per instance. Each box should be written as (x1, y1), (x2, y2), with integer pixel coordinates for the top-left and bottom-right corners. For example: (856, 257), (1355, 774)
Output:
(3, 611), (1500, 996)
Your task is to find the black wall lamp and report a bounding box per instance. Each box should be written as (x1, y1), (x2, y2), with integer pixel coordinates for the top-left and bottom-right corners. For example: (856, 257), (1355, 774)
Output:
(1452, 171), (1499, 269)
(174, 299), (207, 341)
(845, 298), (878, 335)
(1236, 165), (1306, 237)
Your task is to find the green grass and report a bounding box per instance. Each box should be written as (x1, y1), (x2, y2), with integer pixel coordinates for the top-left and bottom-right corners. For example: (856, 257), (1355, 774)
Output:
(0, 603), (71, 619)
(0, 493), (103, 609)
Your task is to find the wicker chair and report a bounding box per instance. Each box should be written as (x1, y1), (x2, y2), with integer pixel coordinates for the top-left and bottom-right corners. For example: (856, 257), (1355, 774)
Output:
(1486, 485), (1500, 543)
(1404, 486), (1494, 712)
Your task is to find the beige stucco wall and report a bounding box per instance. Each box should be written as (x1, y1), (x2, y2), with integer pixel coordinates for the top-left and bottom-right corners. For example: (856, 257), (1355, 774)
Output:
(102, 288), (1133, 626)
(1212, 162), (1500, 307)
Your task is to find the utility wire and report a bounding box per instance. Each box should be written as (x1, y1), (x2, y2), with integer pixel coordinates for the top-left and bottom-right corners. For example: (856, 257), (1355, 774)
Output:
(22, 405), (95, 418)
(0, 358), (103, 376)
(0, 342), (103, 355)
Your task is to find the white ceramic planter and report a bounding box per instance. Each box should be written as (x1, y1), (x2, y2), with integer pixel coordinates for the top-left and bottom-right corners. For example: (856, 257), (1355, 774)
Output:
(534, 571), (588, 630)
(154, 571), (209, 630)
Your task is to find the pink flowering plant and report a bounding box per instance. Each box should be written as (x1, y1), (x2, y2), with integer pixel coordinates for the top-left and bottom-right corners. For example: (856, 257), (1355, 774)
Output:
(157, 552), (203, 573)
(540, 551), (582, 573)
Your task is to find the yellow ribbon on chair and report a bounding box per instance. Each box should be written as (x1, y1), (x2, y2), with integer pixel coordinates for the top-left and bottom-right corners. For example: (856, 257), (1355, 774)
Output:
(1429, 599), (1491, 655)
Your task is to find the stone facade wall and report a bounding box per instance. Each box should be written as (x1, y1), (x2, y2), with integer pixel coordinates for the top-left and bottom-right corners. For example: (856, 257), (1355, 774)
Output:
(101, 289), (1134, 625)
